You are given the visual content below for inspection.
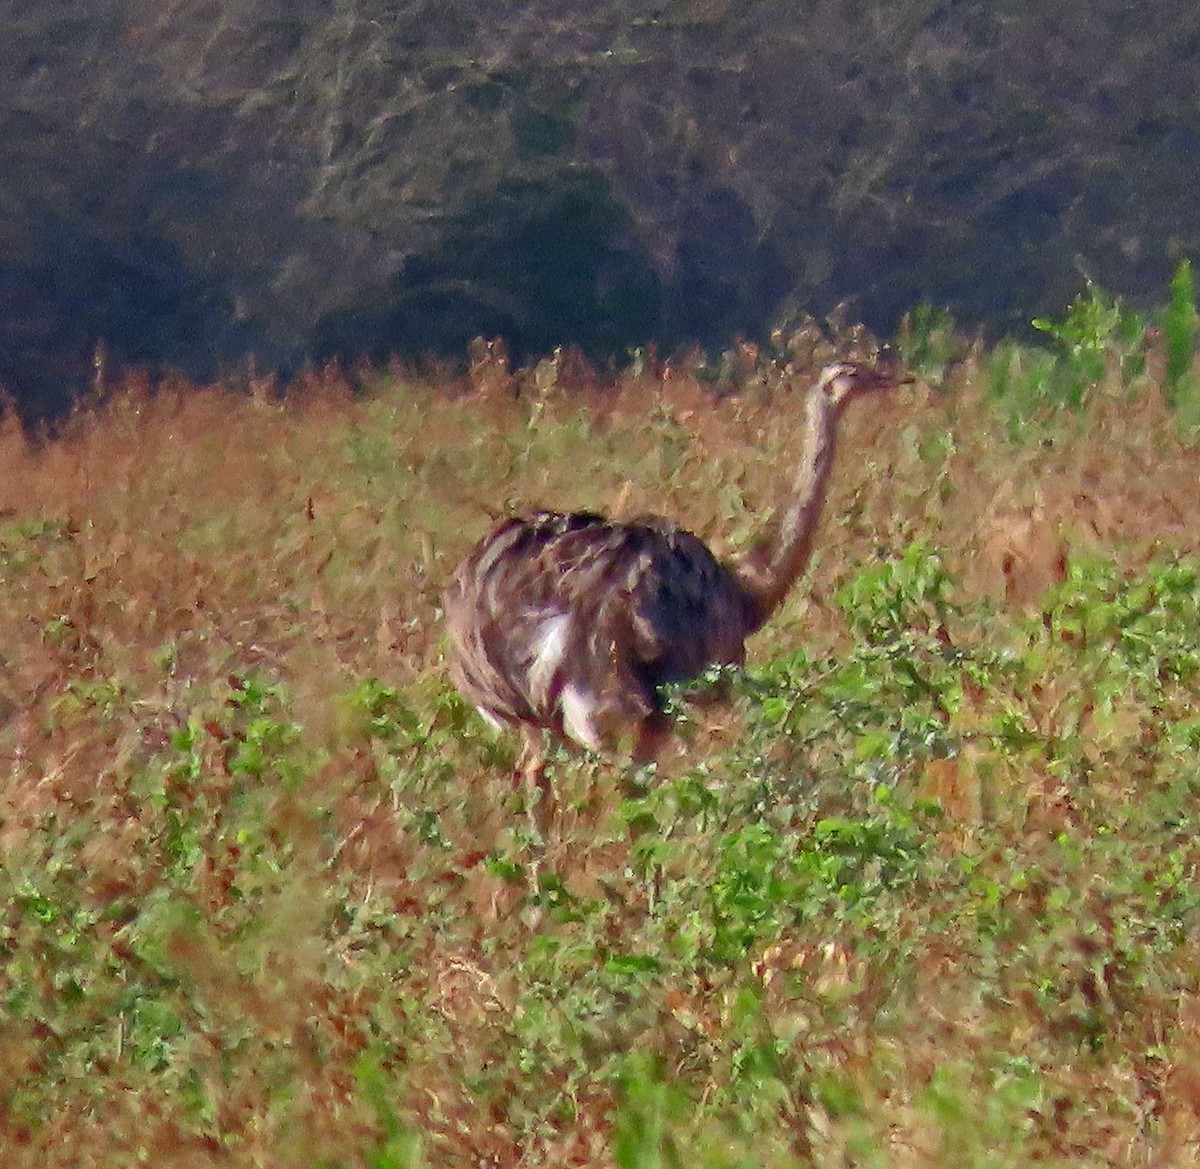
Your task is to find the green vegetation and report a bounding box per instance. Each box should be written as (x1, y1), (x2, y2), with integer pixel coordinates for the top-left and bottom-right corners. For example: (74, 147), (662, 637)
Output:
(4, 283), (1200, 1166)
(1031, 280), (1146, 401)
(1163, 260), (1200, 418)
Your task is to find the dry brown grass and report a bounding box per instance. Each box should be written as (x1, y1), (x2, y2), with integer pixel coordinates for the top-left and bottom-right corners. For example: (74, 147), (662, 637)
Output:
(4, 351), (1200, 1167)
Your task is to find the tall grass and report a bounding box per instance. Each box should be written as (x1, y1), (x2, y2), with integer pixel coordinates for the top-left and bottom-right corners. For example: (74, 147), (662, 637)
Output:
(2, 307), (1200, 1166)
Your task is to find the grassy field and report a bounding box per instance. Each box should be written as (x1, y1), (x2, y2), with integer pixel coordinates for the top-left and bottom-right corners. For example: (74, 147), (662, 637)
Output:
(5, 312), (1200, 1167)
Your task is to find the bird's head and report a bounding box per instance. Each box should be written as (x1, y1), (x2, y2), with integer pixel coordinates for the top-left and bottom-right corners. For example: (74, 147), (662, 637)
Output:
(815, 355), (914, 408)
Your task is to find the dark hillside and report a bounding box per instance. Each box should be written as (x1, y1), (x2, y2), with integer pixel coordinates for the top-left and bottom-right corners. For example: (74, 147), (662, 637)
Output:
(5, 0), (1200, 416)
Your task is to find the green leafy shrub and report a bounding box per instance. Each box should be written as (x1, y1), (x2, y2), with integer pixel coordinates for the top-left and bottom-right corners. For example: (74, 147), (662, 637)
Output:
(1030, 280), (1145, 404)
(896, 303), (964, 385)
(1162, 258), (1200, 422)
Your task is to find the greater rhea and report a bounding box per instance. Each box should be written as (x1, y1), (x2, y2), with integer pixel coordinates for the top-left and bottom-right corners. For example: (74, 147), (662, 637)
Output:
(443, 358), (909, 829)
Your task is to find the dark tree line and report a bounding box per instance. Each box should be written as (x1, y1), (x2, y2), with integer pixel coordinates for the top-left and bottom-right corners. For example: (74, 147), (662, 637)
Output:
(4, 0), (1200, 417)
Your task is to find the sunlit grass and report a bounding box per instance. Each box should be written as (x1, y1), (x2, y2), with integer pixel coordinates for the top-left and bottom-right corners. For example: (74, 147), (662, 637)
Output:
(2, 317), (1200, 1166)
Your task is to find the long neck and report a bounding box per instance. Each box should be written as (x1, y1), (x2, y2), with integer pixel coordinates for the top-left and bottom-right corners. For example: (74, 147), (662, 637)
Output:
(735, 390), (843, 632)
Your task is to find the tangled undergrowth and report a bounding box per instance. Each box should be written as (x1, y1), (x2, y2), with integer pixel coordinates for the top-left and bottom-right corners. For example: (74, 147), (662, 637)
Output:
(4, 305), (1200, 1166)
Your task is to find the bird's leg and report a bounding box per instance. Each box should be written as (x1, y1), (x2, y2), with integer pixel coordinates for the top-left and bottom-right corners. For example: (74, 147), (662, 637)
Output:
(516, 725), (554, 840)
(632, 713), (671, 769)
(619, 712), (670, 802)
(623, 713), (671, 910)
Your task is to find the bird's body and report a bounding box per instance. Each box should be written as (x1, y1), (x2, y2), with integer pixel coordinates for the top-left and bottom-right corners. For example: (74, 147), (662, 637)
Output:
(445, 510), (754, 753)
(442, 359), (908, 827)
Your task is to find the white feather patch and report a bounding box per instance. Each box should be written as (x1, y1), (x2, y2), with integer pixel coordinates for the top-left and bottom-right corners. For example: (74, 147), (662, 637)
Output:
(561, 683), (601, 750)
(528, 612), (571, 703)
